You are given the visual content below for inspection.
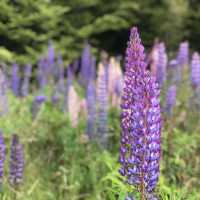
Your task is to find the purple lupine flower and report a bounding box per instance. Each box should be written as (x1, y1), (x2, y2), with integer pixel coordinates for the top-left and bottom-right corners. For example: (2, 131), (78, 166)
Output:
(0, 68), (9, 115)
(11, 63), (20, 96)
(48, 41), (55, 66)
(177, 41), (189, 68)
(120, 27), (162, 197)
(0, 132), (6, 185)
(165, 85), (176, 117)
(97, 63), (108, 146)
(31, 95), (47, 118)
(37, 58), (48, 91)
(91, 56), (96, 81)
(156, 42), (167, 87)
(190, 52), (200, 88)
(80, 42), (92, 87)
(45, 41), (56, 83)
(9, 134), (24, 186)
(21, 64), (32, 97)
(121, 27), (146, 145)
(86, 80), (96, 139)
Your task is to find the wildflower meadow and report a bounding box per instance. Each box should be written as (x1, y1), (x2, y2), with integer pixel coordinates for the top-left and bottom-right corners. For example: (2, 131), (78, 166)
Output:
(0, 1), (200, 200)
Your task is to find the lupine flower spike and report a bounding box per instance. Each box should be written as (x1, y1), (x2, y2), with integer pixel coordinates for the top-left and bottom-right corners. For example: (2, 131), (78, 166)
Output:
(80, 42), (92, 87)
(119, 27), (161, 199)
(191, 52), (200, 88)
(37, 58), (48, 91)
(48, 41), (56, 80)
(108, 57), (123, 107)
(9, 134), (24, 187)
(165, 85), (177, 118)
(97, 62), (108, 147)
(175, 41), (189, 84)
(156, 42), (167, 87)
(190, 52), (200, 109)
(0, 131), (6, 187)
(0, 68), (9, 115)
(86, 79), (96, 139)
(11, 63), (20, 96)
(177, 41), (189, 68)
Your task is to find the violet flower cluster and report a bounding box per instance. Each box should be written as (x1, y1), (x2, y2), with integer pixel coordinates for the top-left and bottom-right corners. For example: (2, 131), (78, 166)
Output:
(80, 42), (92, 87)
(156, 42), (167, 87)
(51, 54), (65, 105)
(11, 63), (20, 96)
(48, 41), (56, 79)
(165, 85), (177, 118)
(9, 134), (24, 186)
(0, 68), (8, 116)
(120, 27), (162, 197)
(37, 58), (48, 91)
(191, 52), (200, 88)
(86, 80), (96, 139)
(177, 41), (189, 68)
(0, 132), (6, 186)
(97, 63), (108, 146)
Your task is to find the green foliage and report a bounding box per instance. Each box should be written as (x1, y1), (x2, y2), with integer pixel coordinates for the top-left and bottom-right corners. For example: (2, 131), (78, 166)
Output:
(0, 70), (199, 199)
(1, 0), (199, 65)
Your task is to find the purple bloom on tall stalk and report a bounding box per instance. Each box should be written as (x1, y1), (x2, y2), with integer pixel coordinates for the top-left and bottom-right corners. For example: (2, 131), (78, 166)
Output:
(190, 52), (200, 109)
(31, 95), (47, 118)
(174, 42), (189, 84)
(11, 63), (20, 96)
(120, 27), (162, 198)
(165, 85), (176, 117)
(97, 63), (108, 146)
(37, 58), (48, 91)
(86, 80), (96, 139)
(0, 132), (6, 186)
(42, 41), (56, 84)
(51, 54), (65, 105)
(156, 42), (167, 87)
(48, 41), (55, 65)
(0, 68), (9, 115)
(190, 52), (200, 88)
(9, 134), (24, 186)
(177, 41), (189, 68)
(80, 42), (92, 87)
(21, 64), (32, 97)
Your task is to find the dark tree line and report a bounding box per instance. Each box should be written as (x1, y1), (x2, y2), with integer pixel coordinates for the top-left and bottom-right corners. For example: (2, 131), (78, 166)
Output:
(0, 0), (199, 64)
